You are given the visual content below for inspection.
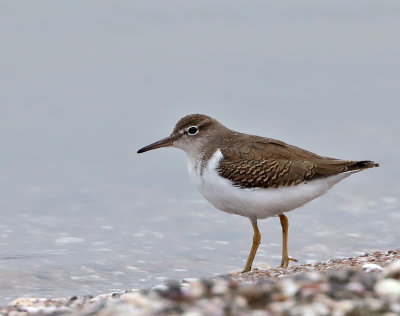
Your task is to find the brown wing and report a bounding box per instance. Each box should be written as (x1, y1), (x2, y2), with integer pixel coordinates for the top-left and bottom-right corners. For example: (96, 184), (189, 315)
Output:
(217, 135), (378, 189)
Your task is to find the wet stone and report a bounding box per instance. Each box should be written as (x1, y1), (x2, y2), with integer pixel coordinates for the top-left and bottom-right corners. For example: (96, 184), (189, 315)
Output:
(363, 263), (384, 273)
(374, 279), (400, 299)
(2, 249), (400, 315)
(384, 260), (400, 279)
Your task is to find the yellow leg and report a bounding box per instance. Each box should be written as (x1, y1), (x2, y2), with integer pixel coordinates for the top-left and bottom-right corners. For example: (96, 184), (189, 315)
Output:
(242, 219), (261, 273)
(279, 214), (298, 268)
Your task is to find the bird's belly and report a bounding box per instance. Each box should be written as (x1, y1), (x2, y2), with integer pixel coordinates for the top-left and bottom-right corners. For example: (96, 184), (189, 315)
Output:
(188, 150), (354, 220)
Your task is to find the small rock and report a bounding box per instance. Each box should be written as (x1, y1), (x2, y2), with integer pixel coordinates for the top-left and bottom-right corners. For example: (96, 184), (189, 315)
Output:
(120, 292), (152, 308)
(384, 260), (400, 279)
(279, 278), (299, 297)
(181, 281), (206, 300)
(8, 298), (42, 307)
(327, 270), (351, 283)
(346, 282), (365, 295)
(374, 279), (400, 299)
(311, 301), (330, 315)
(161, 280), (183, 300)
(151, 284), (169, 292)
(183, 278), (200, 283)
(237, 283), (264, 304)
(362, 263), (383, 273)
(88, 304), (140, 316)
(332, 299), (354, 315)
(364, 297), (383, 311)
(210, 278), (230, 295)
(391, 302), (400, 313)
(256, 263), (272, 270)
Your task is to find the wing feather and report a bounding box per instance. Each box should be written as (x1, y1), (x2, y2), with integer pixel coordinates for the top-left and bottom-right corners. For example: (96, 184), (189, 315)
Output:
(217, 136), (377, 189)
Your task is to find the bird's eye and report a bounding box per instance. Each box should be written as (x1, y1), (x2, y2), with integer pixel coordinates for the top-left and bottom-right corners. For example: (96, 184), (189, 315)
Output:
(187, 126), (198, 135)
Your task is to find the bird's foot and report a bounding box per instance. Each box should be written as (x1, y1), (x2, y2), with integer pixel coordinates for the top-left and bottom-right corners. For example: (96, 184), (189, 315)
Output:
(280, 256), (298, 268)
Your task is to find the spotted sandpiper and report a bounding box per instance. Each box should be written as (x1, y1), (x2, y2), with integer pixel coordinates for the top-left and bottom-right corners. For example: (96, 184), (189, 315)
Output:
(137, 114), (379, 272)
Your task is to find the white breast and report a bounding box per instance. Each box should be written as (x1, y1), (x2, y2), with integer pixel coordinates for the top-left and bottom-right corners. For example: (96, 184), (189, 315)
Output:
(187, 149), (355, 220)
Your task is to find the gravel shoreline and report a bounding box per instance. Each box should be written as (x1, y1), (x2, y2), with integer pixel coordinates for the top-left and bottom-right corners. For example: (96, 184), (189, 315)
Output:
(2, 250), (400, 315)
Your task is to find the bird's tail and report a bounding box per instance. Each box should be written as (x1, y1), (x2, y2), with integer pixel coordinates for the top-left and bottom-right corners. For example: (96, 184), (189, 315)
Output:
(347, 160), (379, 171)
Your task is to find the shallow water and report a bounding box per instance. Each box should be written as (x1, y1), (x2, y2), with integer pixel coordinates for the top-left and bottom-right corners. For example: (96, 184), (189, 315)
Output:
(0, 0), (399, 305)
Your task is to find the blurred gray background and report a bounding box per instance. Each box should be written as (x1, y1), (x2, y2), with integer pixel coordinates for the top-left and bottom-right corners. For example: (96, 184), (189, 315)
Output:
(0, 0), (399, 304)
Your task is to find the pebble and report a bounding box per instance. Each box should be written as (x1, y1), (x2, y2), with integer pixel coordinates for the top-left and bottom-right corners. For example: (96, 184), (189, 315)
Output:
(279, 278), (299, 297)
(120, 292), (151, 308)
(384, 260), (400, 279)
(362, 263), (384, 272)
(374, 279), (400, 299)
(151, 284), (169, 292)
(2, 249), (400, 316)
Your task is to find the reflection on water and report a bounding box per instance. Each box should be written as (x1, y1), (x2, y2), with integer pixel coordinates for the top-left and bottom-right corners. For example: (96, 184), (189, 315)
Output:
(0, 0), (399, 305)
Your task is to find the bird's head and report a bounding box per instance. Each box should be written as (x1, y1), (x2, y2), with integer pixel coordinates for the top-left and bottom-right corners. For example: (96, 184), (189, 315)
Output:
(137, 114), (228, 156)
